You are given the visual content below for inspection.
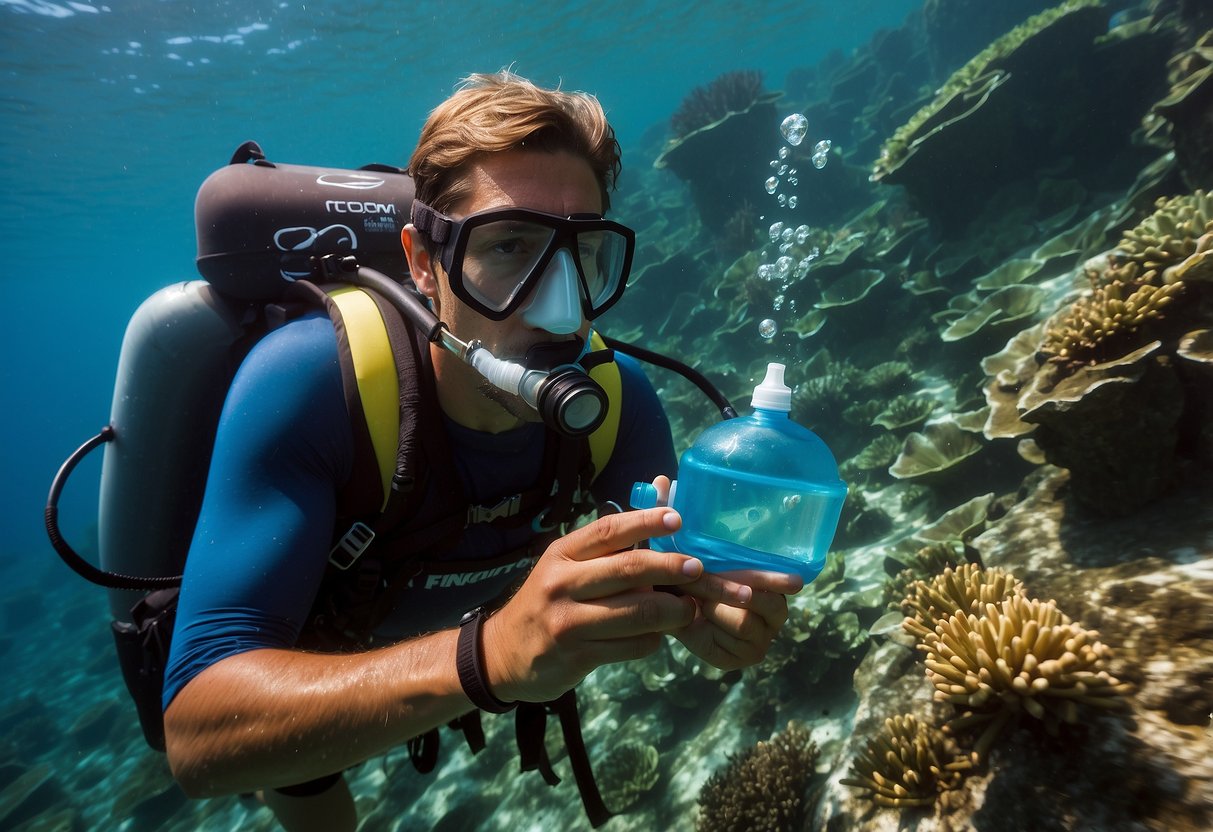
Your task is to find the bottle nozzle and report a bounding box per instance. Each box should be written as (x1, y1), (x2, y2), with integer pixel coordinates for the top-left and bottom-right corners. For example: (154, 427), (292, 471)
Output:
(751, 362), (792, 411)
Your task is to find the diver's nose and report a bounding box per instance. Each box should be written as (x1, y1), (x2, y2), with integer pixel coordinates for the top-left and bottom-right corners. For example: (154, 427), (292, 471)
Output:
(521, 248), (583, 335)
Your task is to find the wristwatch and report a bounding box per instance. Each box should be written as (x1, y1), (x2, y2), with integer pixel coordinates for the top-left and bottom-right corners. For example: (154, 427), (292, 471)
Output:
(457, 606), (515, 713)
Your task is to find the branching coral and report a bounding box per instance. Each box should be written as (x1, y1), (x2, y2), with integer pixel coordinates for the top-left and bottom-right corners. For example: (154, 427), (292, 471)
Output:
(696, 722), (818, 832)
(900, 564), (1024, 644)
(1039, 190), (1213, 370)
(670, 70), (765, 139)
(924, 595), (1133, 761)
(840, 714), (972, 808)
(596, 740), (660, 812)
(1037, 277), (1184, 366)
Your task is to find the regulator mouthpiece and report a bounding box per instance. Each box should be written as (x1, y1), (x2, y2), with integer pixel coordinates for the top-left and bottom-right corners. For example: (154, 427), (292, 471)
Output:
(466, 343), (606, 436)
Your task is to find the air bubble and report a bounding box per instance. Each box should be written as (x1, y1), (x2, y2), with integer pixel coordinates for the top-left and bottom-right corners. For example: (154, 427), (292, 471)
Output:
(788, 195), (798, 208)
(759, 318), (778, 339)
(765, 176), (779, 194)
(779, 146), (790, 160)
(768, 221), (784, 241)
(773, 294), (785, 311)
(757, 263), (775, 281)
(811, 152), (828, 170)
(780, 113), (808, 146)
(775, 256), (793, 278)
(778, 164), (788, 176)
(777, 193), (787, 207)
(795, 225), (811, 244)
(813, 139), (832, 155)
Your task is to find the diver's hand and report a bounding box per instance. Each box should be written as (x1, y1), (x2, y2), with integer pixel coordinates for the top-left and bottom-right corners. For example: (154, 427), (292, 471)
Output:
(647, 474), (802, 670)
(673, 568), (802, 671)
(482, 506), (706, 704)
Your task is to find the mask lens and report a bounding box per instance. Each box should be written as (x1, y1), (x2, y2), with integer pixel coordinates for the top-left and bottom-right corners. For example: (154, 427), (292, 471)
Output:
(575, 229), (628, 311)
(462, 220), (557, 312)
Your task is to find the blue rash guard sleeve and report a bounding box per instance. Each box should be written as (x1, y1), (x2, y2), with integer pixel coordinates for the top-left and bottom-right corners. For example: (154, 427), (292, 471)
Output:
(162, 314), (352, 709)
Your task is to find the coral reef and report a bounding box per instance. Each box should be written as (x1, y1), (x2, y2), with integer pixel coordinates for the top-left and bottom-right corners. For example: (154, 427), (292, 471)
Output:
(669, 70), (766, 140)
(872, 0), (1169, 233)
(596, 740), (660, 813)
(1148, 29), (1213, 189)
(888, 420), (983, 482)
(975, 191), (1213, 515)
(1039, 191), (1213, 369)
(695, 722), (818, 832)
(853, 433), (901, 471)
(923, 592), (1133, 761)
(873, 394), (936, 430)
(839, 713), (972, 807)
(900, 564), (1024, 644)
(655, 74), (782, 232)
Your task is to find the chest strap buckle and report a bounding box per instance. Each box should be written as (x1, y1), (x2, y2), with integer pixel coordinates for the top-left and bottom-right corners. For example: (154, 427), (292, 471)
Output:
(467, 494), (521, 526)
(329, 521), (376, 570)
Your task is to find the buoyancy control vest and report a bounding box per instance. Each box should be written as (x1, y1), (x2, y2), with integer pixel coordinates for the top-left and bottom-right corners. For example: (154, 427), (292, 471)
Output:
(45, 142), (628, 826)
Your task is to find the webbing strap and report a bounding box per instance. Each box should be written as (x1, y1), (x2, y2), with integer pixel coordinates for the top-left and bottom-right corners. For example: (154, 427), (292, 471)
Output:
(513, 691), (613, 827)
(586, 330), (621, 481)
(327, 286), (399, 509)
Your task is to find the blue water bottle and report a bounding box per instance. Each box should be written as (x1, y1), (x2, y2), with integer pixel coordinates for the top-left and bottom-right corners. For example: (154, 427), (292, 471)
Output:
(631, 363), (847, 582)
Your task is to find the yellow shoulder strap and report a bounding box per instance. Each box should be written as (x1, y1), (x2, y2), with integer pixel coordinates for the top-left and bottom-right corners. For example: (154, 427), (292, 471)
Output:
(318, 297), (623, 506)
(327, 286), (398, 510)
(587, 330), (622, 481)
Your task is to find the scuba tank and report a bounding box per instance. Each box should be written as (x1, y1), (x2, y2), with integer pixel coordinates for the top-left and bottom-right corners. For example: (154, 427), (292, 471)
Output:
(100, 142), (416, 620)
(44, 143), (415, 747)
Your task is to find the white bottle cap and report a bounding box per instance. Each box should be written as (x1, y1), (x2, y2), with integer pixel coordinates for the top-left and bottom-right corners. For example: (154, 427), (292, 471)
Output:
(751, 362), (792, 411)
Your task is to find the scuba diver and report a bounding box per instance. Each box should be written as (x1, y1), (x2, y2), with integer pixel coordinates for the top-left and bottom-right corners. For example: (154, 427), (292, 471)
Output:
(69, 72), (805, 832)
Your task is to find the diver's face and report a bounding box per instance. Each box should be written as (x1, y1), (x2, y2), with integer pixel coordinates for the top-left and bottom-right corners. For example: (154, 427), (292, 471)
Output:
(405, 149), (601, 426)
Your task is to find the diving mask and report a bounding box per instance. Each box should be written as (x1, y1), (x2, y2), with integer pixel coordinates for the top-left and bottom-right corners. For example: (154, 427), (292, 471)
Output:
(410, 200), (635, 321)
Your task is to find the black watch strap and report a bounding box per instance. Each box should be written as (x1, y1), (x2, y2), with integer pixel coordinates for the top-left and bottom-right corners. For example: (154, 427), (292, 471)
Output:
(457, 607), (515, 713)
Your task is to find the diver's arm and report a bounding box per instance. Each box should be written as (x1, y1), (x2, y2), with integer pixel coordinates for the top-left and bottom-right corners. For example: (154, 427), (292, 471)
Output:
(164, 629), (468, 795)
(164, 507), (714, 796)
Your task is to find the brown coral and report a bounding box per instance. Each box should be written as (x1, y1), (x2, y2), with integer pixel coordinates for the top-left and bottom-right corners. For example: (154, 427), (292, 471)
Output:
(901, 564), (1024, 644)
(696, 722), (818, 832)
(840, 714), (972, 808)
(1039, 190), (1213, 371)
(925, 595), (1133, 760)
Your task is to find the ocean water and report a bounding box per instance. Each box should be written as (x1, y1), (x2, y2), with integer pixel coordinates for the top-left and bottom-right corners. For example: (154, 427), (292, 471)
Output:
(3, 0), (1211, 830)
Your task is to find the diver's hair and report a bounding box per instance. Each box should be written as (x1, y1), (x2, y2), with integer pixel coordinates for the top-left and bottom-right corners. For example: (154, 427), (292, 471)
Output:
(408, 70), (621, 216)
